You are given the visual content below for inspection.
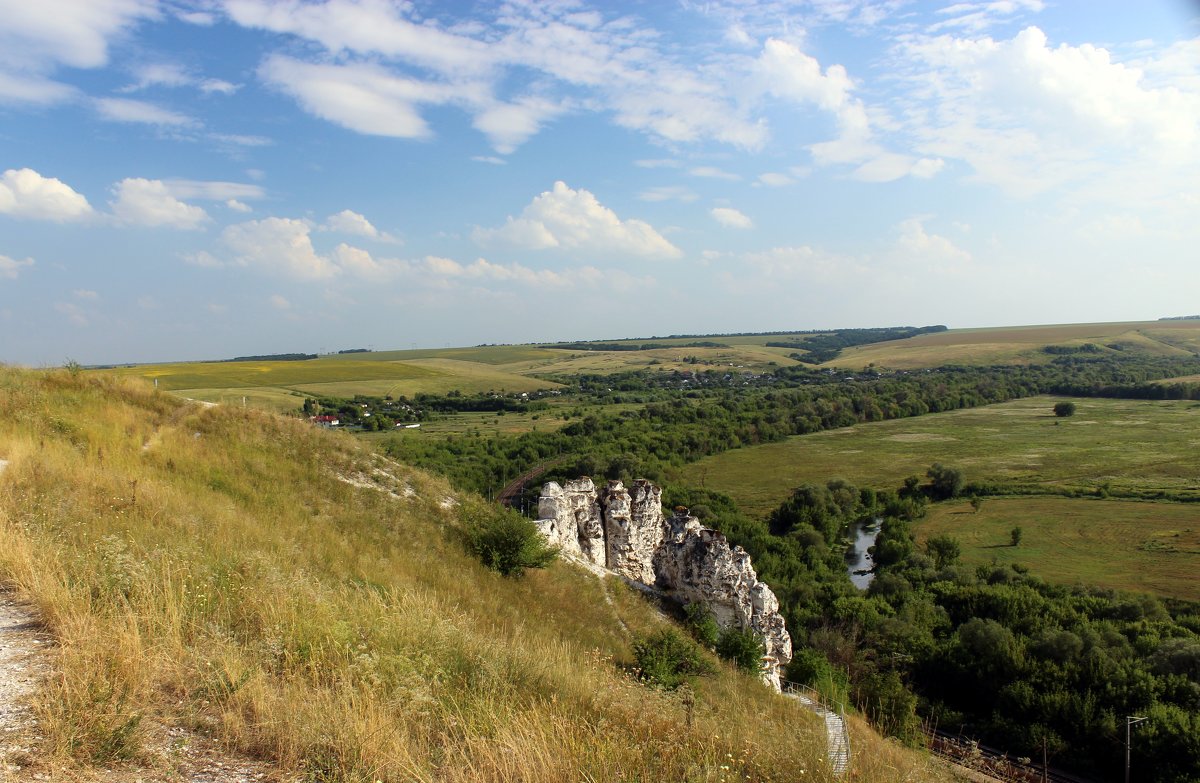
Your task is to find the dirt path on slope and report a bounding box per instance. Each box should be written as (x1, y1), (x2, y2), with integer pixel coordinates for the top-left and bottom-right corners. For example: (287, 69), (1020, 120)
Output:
(0, 593), (49, 779)
(0, 591), (290, 783)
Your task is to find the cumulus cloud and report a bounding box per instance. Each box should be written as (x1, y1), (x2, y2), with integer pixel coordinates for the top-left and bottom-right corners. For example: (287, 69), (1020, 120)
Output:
(323, 209), (383, 239)
(896, 217), (972, 268)
(226, 199), (252, 213)
(473, 181), (682, 259)
(756, 37), (942, 182)
(0, 168), (93, 221)
(711, 207), (754, 228)
(0, 254), (34, 280)
(110, 178), (209, 229)
(898, 26), (1200, 195)
(222, 217), (338, 280)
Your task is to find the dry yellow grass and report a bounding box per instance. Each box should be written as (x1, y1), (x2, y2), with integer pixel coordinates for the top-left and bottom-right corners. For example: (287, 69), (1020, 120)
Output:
(0, 367), (956, 782)
(828, 320), (1200, 369)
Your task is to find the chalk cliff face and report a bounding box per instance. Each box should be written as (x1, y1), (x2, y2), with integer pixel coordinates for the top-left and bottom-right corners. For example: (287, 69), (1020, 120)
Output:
(535, 478), (792, 690)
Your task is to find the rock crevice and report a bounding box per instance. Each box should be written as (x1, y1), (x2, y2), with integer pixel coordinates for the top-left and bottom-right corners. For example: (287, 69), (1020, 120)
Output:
(535, 477), (791, 690)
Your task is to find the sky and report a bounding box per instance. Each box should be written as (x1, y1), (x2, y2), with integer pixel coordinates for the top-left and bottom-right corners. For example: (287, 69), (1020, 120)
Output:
(2, 0), (1199, 365)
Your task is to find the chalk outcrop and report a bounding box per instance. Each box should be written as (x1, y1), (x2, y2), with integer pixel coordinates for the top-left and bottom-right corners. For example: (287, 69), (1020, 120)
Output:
(535, 478), (792, 690)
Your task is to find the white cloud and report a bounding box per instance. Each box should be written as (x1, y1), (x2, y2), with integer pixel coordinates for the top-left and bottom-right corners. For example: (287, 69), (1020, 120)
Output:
(231, 2), (768, 151)
(757, 172), (794, 186)
(689, 166), (741, 181)
(638, 186), (698, 203)
(0, 0), (159, 71)
(473, 181), (682, 260)
(0, 168), (93, 222)
(472, 155), (507, 165)
(94, 96), (195, 126)
(323, 209), (381, 238)
(226, 199), (252, 213)
(898, 26), (1200, 196)
(472, 96), (565, 154)
(0, 1), (158, 105)
(224, 0), (494, 75)
(199, 78), (239, 95)
(73, 289), (99, 300)
(222, 217), (338, 280)
(0, 71), (76, 105)
(711, 207), (754, 229)
(54, 301), (88, 326)
(162, 180), (265, 201)
(896, 217), (972, 267)
(0, 254), (34, 280)
(269, 294), (291, 310)
(258, 55), (457, 139)
(124, 62), (191, 91)
(635, 159), (682, 169)
(210, 133), (273, 147)
(182, 250), (224, 268)
(110, 178), (210, 229)
(930, 0), (1045, 34)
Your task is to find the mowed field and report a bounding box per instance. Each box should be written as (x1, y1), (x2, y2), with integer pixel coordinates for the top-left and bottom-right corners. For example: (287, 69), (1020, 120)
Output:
(916, 497), (1200, 601)
(827, 320), (1200, 369)
(91, 340), (803, 410)
(676, 396), (1200, 517)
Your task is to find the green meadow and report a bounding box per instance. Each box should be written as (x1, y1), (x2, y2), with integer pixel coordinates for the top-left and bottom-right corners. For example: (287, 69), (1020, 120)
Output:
(677, 396), (1200, 517)
(915, 497), (1200, 601)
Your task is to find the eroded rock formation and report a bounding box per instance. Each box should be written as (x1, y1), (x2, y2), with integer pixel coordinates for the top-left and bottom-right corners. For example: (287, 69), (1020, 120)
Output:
(535, 478), (792, 690)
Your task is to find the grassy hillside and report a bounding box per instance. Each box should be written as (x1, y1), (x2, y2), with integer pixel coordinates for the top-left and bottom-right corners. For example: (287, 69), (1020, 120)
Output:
(827, 320), (1200, 369)
(0, 367), (952, 782)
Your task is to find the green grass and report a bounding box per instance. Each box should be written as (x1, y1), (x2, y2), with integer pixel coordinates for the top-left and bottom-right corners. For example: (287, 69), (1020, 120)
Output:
(676, 396), (1200, 517)
(917, 497), (1200, 601)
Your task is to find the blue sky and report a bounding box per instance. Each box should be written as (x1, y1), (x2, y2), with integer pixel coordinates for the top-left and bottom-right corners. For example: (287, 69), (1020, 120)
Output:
(2, 0), (1198, 365)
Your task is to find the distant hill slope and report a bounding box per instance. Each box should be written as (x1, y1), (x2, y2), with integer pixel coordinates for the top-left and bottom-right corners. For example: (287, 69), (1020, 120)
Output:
(0, 367), (953, 782)
(826, 320), (1200, 369)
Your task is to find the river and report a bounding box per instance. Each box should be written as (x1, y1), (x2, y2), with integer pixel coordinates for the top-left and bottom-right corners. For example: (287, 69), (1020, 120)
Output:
(845, 518), (880, 590)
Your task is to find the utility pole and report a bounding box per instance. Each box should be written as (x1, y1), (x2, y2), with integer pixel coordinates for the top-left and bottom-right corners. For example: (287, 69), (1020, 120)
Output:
(1125, 715), (1148, 783)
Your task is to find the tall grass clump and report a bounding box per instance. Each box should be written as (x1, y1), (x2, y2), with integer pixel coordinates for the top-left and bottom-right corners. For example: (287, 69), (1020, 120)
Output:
(0, 366), (956, 782)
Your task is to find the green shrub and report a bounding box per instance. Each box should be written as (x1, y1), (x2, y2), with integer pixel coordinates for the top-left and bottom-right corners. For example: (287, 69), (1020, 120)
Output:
(716, 627), (765, 673)
(632, 629), (714, 690)
(683, 602), (719, 647)
(1053, 401), (1077, 417)
(463, 505), (557, 577)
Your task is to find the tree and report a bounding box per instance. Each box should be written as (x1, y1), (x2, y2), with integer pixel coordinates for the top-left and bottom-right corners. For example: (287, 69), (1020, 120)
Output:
(970, 497), (984, 513)
(926, 534), (961, 568)
(926, 463), (964, 500)
(1053, 401), (1077, 417)
(463, 505), (557, 577)
(1010, 526), (1023, 547)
